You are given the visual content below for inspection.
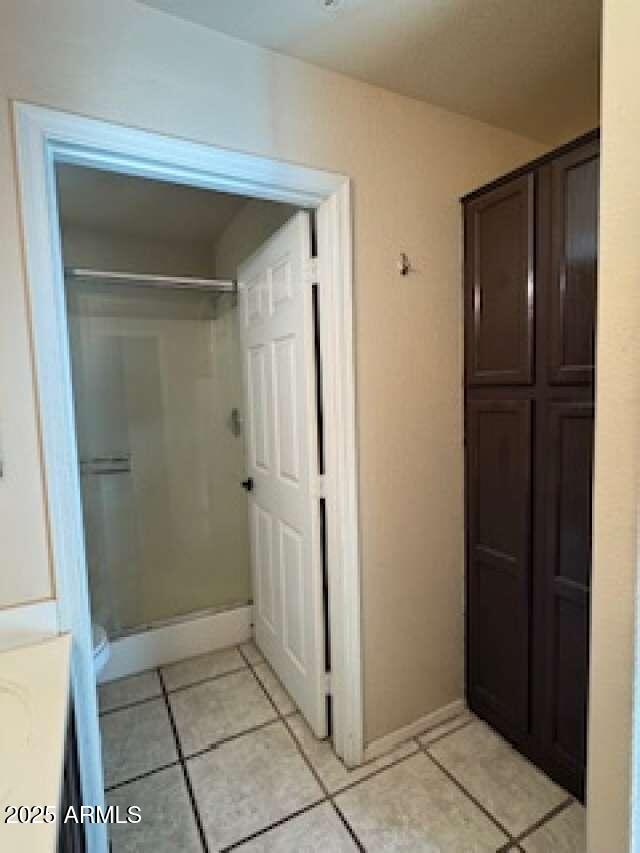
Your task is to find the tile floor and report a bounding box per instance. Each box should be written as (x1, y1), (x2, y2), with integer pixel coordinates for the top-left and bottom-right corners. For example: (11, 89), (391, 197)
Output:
(99, 642), (586, 852)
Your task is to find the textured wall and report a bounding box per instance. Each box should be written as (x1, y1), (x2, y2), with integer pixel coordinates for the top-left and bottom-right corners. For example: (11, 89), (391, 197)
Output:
(214, 199), (298, 279)
(587, 1), (639, 850)
(61, 224), (216, 278)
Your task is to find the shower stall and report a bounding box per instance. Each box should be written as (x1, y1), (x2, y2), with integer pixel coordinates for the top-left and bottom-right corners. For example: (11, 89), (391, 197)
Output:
(65, 269), (251, 668)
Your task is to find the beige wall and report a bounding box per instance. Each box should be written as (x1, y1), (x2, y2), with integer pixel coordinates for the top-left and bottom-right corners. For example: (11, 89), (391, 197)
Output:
(61, 223), (216, 277)
(0, 0), (544, 744)
(587, 1), (639, 850)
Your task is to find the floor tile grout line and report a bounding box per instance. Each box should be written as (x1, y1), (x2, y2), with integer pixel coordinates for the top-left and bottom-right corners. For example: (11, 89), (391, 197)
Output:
(163, 664), (250, 696)
(278, 704), (366, 851)
(236, 643), (366, 852)
(509, 795), (575, 847)
(237, 643), (328, 795)
(431, 715), (579, 848)
(330, 800), (367, 852)
(99, 692), (165, 717)
(416, 715), (475, 747)
(219, 797), (329, 852)
(496, 840), (521, 853)
(158, 667), (211, 853)
(98, 662), (250, 716)
(232, 646), (336, 849)
(426, 744), (576, 852)
(423, 746), (514, 842)
(185, 716), (281, 760)
(104, 758), (181, 793)
(327, 746), (420, 799)
(239, 643), (422, 789)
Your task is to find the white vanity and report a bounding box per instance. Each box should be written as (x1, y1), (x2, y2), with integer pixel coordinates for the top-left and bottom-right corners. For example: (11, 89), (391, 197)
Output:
(0, 635), (72, 852)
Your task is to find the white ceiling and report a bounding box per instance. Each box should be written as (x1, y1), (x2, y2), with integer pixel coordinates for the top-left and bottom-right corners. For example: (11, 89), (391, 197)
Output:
(56, 164), (248, 244)
(136, 0), (601, 143)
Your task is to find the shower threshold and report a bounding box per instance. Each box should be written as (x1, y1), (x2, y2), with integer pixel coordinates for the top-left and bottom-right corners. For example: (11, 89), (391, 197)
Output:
(116, 600), (253, 640)
(99, 602), (253, 684)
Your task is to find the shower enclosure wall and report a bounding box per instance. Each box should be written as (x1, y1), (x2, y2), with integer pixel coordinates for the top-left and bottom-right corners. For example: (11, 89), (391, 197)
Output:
(66, 273), (251, 641)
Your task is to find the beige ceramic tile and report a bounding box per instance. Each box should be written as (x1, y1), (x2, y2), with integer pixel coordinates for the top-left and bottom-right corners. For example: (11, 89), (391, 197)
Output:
(253, 661), (296, 715)
(169, 669), (276, 755)
(161, 647), (245, 691)
(235, 802), (359, 852)
(417, 709), (475, 746)
(288, 712), (418, 794)
(99, 670), (161, 713)
(335, 751), (507, 851)
(107, 765), (201, 852)
(187, 721), (323, 850)
(521, 802), (586, 853)
(429, 720), (567, 836)
(240, 640), (264, 665)
(100, 698), (178, 788)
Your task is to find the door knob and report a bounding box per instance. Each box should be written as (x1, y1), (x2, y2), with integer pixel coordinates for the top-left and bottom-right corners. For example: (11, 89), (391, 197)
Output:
(241, 477), (254, 492)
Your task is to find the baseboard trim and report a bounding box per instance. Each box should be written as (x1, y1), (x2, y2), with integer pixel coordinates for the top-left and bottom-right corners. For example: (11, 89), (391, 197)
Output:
(363, 699), (467, 762)
(99, 605), (253, 683)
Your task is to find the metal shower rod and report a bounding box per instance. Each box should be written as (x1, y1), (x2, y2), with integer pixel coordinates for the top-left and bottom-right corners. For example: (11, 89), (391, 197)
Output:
(65, 267), (236, 292)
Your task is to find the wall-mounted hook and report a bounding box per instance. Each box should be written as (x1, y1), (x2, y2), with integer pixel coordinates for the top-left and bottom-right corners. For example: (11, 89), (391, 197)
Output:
(397, 252), (411, 276)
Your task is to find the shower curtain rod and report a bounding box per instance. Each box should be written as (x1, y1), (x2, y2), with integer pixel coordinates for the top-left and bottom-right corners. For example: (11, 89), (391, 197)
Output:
(65, 267), (237, 292)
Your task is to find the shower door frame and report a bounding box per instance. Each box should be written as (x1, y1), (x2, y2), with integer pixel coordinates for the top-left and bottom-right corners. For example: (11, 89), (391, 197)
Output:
(13, 102), (362, 853)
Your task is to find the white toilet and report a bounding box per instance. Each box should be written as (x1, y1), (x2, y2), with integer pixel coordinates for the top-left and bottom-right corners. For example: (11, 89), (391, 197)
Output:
(92, 624), (111, 679)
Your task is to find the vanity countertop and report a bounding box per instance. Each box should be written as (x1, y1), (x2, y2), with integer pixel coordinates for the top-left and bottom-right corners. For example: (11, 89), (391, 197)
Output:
(0, 633), (71, 853)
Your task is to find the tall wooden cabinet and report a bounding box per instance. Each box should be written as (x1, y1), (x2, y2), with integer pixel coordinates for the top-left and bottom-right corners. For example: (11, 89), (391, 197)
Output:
(463, 131), (599, 799)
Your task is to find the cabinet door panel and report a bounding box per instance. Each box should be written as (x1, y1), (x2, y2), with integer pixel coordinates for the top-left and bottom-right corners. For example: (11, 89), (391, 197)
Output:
(465, 175), (534, 386)
(543, 401), (593, 791)
(467, 399), (532, 736)
(549, 142), (599, 384)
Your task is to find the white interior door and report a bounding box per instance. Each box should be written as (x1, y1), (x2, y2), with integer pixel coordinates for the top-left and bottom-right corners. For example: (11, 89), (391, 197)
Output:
(238, 211), (327, 737)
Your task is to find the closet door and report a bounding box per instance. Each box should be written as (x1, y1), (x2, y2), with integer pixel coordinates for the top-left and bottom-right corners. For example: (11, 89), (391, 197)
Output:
(465, 175), (534, 386)
(465, 132), (598, 801)
(467, 399), (532, 740)
(548, 141), (599, 384)
(541, 401), (593, 794)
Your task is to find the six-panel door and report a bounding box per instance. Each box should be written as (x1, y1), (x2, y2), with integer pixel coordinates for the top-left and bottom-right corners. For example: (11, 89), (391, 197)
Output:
(238, 211), (327, 738)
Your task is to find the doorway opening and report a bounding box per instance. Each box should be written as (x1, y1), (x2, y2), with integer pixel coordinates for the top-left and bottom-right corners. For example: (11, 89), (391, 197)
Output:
(56, 165), (301, 682)
(14, 103), (362, 853)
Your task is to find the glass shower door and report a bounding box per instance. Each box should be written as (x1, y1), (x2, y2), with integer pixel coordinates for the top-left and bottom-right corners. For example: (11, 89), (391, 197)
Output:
(66, 278), (250, 639)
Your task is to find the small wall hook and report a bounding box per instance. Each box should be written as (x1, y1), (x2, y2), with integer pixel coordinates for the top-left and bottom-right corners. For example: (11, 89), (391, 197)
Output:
(397, 252), (411, 276)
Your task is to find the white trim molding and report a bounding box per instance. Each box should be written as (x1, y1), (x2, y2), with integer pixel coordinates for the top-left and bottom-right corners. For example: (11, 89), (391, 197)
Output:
(12, 102), (364, 852)
(100, 606), (252, 684)
(363, 700), (467, 763)
(317, 184), (364, 766)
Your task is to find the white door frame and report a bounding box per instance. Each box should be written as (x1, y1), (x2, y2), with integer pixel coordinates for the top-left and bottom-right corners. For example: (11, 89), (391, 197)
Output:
(13, 102), (363, 853)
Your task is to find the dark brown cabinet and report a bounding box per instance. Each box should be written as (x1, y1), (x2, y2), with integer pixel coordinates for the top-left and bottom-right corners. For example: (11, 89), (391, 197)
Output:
(465, 175), (534, 386)
(463, 131), (598, 800)
(549, 141), (599, 385)
(467, 399), (531, 736)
